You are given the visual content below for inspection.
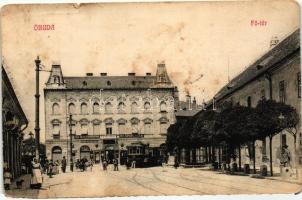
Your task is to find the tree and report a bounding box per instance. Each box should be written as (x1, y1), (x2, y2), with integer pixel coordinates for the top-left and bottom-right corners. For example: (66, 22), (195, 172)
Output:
(255, 99), (296, 176)
(192, 110), (218, 163)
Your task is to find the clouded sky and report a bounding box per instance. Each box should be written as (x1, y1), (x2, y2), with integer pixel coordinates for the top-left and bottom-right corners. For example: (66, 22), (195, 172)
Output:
(1, 1), (299, 141)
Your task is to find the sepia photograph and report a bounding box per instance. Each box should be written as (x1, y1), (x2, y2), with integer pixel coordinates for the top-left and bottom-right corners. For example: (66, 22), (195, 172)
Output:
(1, 0), (301, 198)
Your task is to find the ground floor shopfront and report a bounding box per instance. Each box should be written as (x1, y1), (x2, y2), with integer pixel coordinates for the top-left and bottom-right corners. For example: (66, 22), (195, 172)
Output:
(45, 135), (166, 167)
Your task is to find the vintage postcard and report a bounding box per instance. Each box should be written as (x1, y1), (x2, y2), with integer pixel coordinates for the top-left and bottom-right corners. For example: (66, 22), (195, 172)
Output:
(1, 0), (301, 198)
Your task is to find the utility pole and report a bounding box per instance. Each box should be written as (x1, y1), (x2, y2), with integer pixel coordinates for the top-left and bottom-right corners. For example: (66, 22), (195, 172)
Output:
(34, 56), (41, 160)
(69, 114), (74, 172)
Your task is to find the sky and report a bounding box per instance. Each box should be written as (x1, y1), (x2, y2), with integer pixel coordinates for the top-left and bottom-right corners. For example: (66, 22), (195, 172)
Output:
(1, 1), (299, 142)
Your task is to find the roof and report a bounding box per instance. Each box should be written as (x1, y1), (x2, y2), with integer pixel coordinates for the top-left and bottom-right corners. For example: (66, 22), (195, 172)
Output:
(2, 66), (28, 125)
(213, 28), (300, 105)
(52, 75), (175, 90)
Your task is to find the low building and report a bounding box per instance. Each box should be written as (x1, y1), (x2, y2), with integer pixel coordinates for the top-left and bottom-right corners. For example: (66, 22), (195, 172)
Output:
(44, 62), (178, 166)
(2, 66), (28, 179)
(205, 29), (301, 168)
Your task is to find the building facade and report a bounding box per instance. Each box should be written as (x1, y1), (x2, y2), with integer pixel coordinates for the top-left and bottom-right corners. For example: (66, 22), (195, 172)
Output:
(206, 29), (301, 168)
(2, 66), (28, 179)
(44, 62), (178, 165)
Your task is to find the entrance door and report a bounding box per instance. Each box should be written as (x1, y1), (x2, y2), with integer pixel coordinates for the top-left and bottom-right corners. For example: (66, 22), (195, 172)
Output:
(80, 145), (90, 160)
(52, 146), (62, 162)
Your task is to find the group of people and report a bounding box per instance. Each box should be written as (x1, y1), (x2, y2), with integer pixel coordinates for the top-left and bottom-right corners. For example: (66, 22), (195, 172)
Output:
(42, 156), (67, 178)
(75, 157), (93, 171)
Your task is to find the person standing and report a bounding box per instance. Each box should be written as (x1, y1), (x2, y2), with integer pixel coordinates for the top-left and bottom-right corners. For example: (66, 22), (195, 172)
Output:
(131, 159), (136, 168)
(30, 158), (43, 189)
(61, 156), (67, 173)
(102, 159), (108, 171)
(3, 168), (12, 190)
(48, 160), (53, 178)
(113, 158), (119, 171)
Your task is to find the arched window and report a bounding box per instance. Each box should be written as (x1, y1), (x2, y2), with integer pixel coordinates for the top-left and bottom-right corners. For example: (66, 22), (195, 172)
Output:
(144, 102), (151, 112)
(68, 103), (75, 114)
(105, 102), (113, 114)
(118, 102), (126, 112)
(131, 102), (139, 113)
(81, 103), (88, 114)
(52, 103), (60, 115)
(93, 102), (100, 113)
(160, 101), (167, 112)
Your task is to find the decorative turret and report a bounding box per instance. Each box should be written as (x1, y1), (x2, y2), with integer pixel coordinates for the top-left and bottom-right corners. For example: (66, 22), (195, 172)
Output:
(46, 62), (65, 88)
(155, 61), (172, 84)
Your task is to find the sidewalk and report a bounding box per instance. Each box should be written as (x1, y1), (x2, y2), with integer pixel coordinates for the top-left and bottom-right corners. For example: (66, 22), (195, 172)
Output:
(4, 174), (49, 198)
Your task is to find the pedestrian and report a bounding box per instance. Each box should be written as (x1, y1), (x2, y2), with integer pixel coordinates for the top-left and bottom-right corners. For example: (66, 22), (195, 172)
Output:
(113, 158), (119, 171)
(103, 160), (108, 171)
(61, 156), (67, 173)
(3, 168), (12, 190)
(131, 159), (136, 168)
(126, 158), (131, 170)
(48, 160), (53, 178)
(55, 160), (60, 174)
(44, 159), (49, 174)
(30, 158), (43, 189)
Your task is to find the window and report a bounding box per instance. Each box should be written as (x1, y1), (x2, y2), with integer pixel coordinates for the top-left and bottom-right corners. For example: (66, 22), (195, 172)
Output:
(279, 80), (286, 103)
(106, 123), (112, 135)
(144, 122), (151, 135)
(118, 122), (126, 134)
(68, 103), (75, 114)
(53, 75), (60, 84)
(81, 123), (88, 135)
(81, 103), (88, 114)
(93, 123), (100, 135)
(52, 124), (60, 139)
(281, 134), (287, 147)
(105, 102), (113, 114)
(128, 146), (142, 155)
(131, 102), (139, 113)
(297, 72), (301, 98)
(261, 89), (266, 100)
(262, 138), (266, 155)
(52, 103), (60, 115)
(144, 102), (151, 112)
(118, 102), (126, 113)
(131, 121), (139, 134)
(93, 102), (100, 113)
(160, 121), (168, 134)
(247, 96), (252, 108)
(160, 101), (167, 112)
(107, 81), (111, 86)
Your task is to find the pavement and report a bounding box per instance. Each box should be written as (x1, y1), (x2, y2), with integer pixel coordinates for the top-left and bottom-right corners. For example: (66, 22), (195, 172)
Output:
(4, 165), (302, 198)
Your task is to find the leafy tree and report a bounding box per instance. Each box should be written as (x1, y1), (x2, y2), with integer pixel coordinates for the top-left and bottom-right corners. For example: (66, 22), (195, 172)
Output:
(255, 99), (297, 176)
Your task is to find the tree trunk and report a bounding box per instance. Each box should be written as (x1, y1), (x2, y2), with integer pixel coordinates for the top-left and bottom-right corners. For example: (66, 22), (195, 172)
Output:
(218, 146), (221, 169)
(269, 136), (273, 176)
(212, 145), (215, 163)
(253, 140), (256, 174)
(209, 146), (212, 163)
(238, 144), (241, 171)
(192, 148), (197, 164)
(204, 147), (209, 163)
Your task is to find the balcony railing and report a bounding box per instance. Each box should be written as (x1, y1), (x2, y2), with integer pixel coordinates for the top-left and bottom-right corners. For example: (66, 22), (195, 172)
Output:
(73, 135), (101, 139)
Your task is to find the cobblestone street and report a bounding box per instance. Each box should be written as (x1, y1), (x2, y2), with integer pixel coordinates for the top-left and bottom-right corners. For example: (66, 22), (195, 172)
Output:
(5, 165), (301, 198)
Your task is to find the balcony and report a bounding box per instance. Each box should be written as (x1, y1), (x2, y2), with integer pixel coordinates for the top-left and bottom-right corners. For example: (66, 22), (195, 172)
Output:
(73, 135), (101, 139)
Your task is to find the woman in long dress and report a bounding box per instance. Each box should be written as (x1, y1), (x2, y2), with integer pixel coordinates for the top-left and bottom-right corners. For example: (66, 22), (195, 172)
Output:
(30, 158), (43, 189)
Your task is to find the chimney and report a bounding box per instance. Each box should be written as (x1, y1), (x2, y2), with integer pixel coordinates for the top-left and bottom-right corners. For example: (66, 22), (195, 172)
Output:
(186, 95), (192, 110)
(86, 73), (93, 76)
(146, 72), (151, 76)
(100, 73), (107, 76)
(128, 73), (136, 76)
(192, 97), (197, 110)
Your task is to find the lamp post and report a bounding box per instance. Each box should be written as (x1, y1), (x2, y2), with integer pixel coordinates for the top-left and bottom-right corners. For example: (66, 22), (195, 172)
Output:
(68, 114), (74, 172)
(35, 56), (41, 160)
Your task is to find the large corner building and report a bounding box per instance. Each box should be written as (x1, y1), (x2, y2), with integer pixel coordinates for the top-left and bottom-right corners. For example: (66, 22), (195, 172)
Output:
(44, 62), (178, 165)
